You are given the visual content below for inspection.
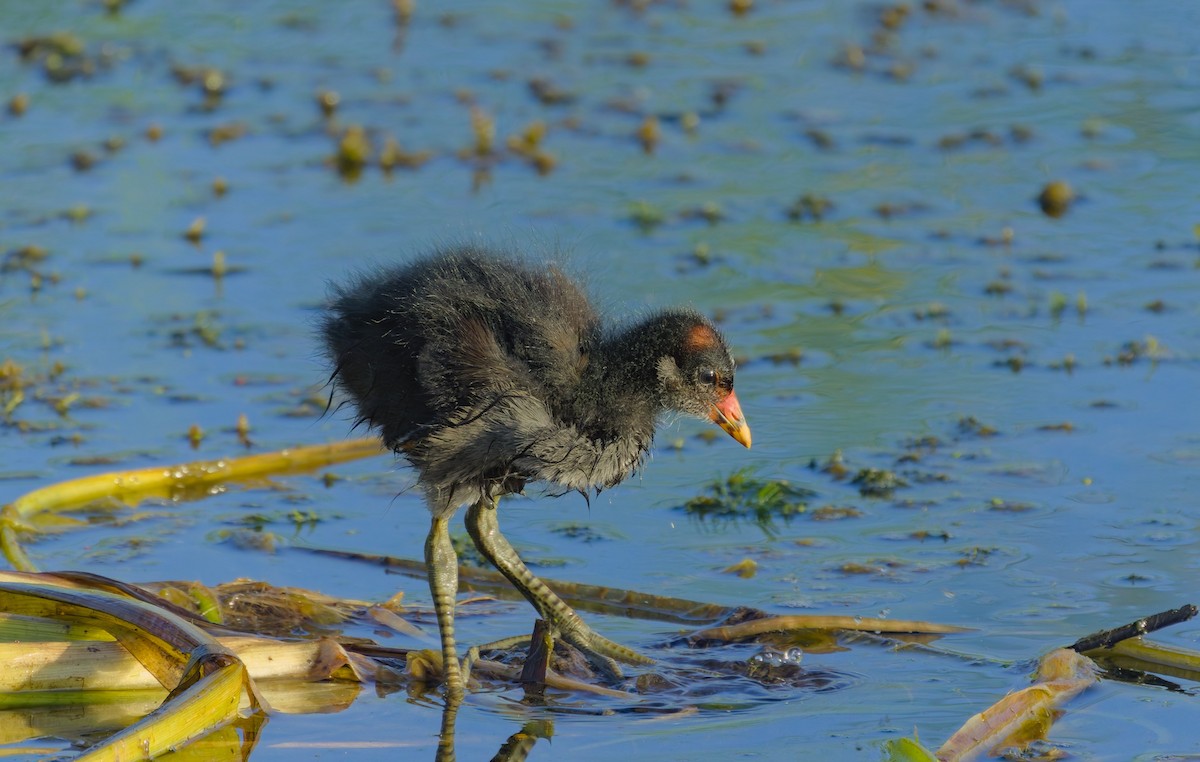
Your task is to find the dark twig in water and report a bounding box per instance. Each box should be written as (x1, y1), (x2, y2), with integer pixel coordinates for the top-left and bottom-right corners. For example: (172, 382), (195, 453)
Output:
(1069, 603), (1197, 653)
(520, 618), (552, 697)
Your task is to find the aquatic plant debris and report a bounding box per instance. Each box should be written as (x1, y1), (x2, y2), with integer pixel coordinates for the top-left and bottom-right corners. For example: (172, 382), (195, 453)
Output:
(679, 469), (815, 531)
(885, 603), (1199, 761)
(934, 648), (1098, 760)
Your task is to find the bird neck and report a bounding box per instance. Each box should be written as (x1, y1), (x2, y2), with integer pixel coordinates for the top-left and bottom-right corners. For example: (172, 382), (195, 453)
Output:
(581, 313), (683, 426)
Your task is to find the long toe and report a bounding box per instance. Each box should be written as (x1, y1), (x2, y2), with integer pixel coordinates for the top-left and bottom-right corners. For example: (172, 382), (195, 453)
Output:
(556, 619), (655, 680)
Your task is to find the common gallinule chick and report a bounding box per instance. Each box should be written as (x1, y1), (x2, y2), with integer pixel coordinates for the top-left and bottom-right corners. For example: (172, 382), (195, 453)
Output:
(322, 245), (750, 698)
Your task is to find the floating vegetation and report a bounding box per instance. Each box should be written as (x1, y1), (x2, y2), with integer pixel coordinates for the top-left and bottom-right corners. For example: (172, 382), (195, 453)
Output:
(1038, 180), (1074, 218)
(1, 244), (49, 275)
(765, 347), (803, 366)
(814, 449), (849, 480)
(912, 303), (951, 321)
(335, 124), (371, 179)
(957, 417), (998, 438)
(549, 523), (610, 544)
(988, 498), (1035, 513)
(628, 199), (666, 231)
(956, 546), (996, 566)
(850, 468), (907, 497)
(183, 216), (206, 243)
(1037, 421), (1074, 432)
(7, 93), (29, 116)
(0, 357), (110, 432)
(187, 423), (205, 449)
(931, 328), (952, 349)
(721, 557), (758, 578)
(379, 136), (431, 172)
(910, 529), (951, 542)
(528, 77), (576, 106)
(874, 200), (930, 219)
(679, 469), (815, 533)
(680, 201), (724, 225)
(158, 310), (242, 351)
(785, 193), (833, 222)
(70, 148), (97, 172)
(810, 504), (862, 521)
(937, 127), (1003, 151)
(636, 114), (660, 154)
(206, 120), (248, 146)
(983, 278), (1013, 296)
(505, 120), (556, 175)
(838, 559), (905, 577)
(469, 105), (496, 156)
(804, 127), (835, 150)
(1106, 336), (1163, 366)
(315, 89), (339, 118)
(14, 32), (113, 83)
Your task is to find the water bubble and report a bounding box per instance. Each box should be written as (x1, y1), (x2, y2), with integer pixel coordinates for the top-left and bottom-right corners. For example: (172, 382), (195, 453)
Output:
(750, 648), (784, 667)
(783, 647), (804, 664)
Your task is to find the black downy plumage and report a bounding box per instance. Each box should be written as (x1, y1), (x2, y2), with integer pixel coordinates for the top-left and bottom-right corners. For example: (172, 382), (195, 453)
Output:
(322, 244), (750, 516)
(321, 244), (750, 695)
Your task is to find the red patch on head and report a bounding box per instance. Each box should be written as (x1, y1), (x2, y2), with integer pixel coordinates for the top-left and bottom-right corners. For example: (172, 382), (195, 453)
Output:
(684, 323), (719, 353)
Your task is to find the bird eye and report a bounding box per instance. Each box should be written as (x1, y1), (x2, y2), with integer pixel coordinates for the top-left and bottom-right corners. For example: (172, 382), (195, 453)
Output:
(699, 369), (717, 385)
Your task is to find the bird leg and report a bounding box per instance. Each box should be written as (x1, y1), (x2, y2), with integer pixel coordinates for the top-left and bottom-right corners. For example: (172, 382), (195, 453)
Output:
(465, 497), (654, 681)
(425, 513), (466, 699)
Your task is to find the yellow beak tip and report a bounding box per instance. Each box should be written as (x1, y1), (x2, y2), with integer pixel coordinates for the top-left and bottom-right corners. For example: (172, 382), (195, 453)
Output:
(720, 420), (752, 449)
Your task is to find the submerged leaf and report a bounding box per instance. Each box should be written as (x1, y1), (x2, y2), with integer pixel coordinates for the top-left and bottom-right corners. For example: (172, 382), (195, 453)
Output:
(936, 648), (1098, 761)
(883, 736), (938, 762)
(721, 558), (758, 579)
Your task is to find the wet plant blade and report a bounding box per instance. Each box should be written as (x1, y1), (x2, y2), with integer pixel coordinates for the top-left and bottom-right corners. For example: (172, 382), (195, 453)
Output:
(74, 654), (252, 762)
(935, 648), (1098, 761)
(882, 736), (938, 761)
(0, 610), (116, 641)
(691, 614), (970, 644)
(0, 438), (383, 572)
(0, 636), (363, 693)
(1101, 638), (1200, 679)
(0, 572), (263, 759)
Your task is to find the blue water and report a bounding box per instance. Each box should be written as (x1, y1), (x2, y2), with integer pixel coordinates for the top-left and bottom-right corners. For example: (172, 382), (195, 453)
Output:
(2, 1), (1200, 758)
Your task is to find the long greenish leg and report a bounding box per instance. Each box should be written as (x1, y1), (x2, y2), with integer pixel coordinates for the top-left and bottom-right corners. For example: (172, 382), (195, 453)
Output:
(465, 497), (654, 679)
(426, 513), (465, 699)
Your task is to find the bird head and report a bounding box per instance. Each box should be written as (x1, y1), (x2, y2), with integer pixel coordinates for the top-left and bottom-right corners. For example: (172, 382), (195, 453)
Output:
(654, 316), (751, 448)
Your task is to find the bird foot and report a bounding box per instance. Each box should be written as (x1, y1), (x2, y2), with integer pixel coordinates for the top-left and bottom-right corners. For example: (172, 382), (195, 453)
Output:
(557, 621), (655, 682)
(459, 645), (480, 689)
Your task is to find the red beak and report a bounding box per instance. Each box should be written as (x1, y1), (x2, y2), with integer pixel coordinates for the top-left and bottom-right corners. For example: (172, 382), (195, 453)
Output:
(709, 390), (751, 448)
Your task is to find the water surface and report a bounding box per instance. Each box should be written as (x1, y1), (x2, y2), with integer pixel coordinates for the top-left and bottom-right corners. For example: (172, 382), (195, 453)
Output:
(2, 1), (1199, 758)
